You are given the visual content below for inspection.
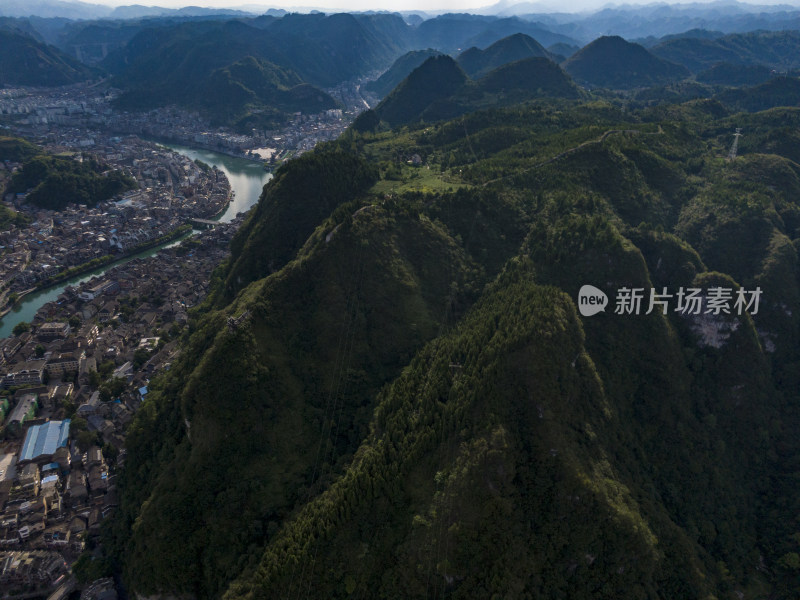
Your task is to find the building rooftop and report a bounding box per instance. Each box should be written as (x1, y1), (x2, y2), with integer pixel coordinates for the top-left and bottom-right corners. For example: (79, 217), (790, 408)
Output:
(20, 420), (71, 462)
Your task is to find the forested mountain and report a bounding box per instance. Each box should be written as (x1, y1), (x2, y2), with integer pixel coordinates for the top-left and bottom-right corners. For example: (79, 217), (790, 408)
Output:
(104, 14), (411, 90)
(105, 67), (800, 598)
(4, 144), (136, 209)
(411, 13), (577, 52)
(120, 53), (337, 129)
(651, 30), (800, 73)
(363, 48), (444, 99)
(717, 76), (800, 112)
(456, 32), (554, 77)
(369, 54), (581, 128)
(697, 62), (774, 87)
(102, 14), (414, 126)
(562, 35), (689, 89)
(0, 29), (96, 86)
(372, 55), (470, 127)
(0, 17), (46, 42)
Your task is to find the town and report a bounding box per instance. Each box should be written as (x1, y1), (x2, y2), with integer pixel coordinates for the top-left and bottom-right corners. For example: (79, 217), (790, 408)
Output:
(0, 132), (231, 316)
(0, 77), (374, 162)
(0, 220), (240, 599)
(0, 76), (369, 599)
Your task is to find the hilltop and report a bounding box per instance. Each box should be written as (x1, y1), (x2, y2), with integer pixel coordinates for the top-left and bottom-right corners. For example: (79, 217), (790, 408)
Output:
(373, 55), (470, 128)
(363, 48), (444, 100)
(456, 32), (554, 78)
(563, 35), (689, 89)
(370, 54), (581, 128)
(105, 15), (408, 127)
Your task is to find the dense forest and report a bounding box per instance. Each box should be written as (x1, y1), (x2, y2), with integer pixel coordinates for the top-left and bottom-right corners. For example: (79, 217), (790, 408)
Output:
(101, 70), (800, 599)
(5, 150), (136, 209)
(0, 28), (97, 86)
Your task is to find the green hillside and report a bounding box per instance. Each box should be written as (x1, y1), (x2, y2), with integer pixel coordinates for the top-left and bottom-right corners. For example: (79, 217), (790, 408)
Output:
(363, 48), (444, 99)
(456, 32), (554, 78)
(108, 90), (800, 600)
(563, 35), (689, 89)
(475, 57), (581, 97)
(6, 151), (136, 209)
(110, 21), (340, 128)
(109, 15), (404, 87)
(717, 76), (800, 112)
(0, 29), (97, 86)
(374, 55), (470, 127)
(697, 62), (773, 87)
(196, 56), (337, 128)
(372, 55), (581, 128)
(652, 30), (800, 73)
(0, 136), (41, 162)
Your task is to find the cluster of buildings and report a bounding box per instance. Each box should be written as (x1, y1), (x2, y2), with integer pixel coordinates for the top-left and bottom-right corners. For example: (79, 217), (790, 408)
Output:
(0, 84), (112, 127)
(0, 133), (231, 303)
(0, 78), (371, 164)
(0, 220), (239, 597)
(271, 108), (349, 154)
(0, 549), (69, 596)
(0, 69), (369, 598)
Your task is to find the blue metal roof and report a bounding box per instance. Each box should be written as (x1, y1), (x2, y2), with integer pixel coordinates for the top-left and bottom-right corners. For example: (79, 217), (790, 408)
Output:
(20, 420), (71, 462)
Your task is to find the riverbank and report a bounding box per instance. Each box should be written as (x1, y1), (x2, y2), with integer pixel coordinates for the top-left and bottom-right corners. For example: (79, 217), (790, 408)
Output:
(152, 142), (272, 224)
(0, 145), (270, 339)
(147, 134), (264, 164)
(0, 225), (193, 318)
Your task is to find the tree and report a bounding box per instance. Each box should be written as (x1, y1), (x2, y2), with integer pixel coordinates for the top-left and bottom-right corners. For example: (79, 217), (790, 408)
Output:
(88, 369), (101, 389)
(98, 361), (115, 378)
(76, 430), (97, 453)
(102, 442), (119, 465)
(35, 344), (45, 358)
(71, 552), (113, 583)
(780, 552), (800, 571)
(12, 321), (29, 336)
(100, 376), (127, 402)
(61, 399), (76, 419)
(133, 348), (151, 369)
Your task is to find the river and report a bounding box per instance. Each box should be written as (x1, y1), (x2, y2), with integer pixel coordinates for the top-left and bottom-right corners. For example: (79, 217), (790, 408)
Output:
(153, 142), (272, 223)
(0, 145), (272, 339)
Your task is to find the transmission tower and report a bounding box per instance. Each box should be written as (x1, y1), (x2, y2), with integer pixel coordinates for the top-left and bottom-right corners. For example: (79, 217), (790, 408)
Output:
(727, 128), (742, 161)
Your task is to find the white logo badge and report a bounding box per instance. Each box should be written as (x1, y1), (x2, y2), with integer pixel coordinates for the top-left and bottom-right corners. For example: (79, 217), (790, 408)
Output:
(578, 285), (608, 317)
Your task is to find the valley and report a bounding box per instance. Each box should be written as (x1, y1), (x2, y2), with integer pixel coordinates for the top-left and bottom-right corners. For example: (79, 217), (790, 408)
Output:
(0, 3), (800, 599)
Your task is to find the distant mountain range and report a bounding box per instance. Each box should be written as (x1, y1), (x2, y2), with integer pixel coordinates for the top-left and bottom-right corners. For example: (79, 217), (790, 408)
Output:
(0, 0), (256, 20)
(368, 53), (581, 127)
(363, 49), (444, 99)
(365, 33), (560, 101)
(651, 30), (800, 72)
(2, 5), (800, 128)
(3, 0), (800, 46)
(563, 35), (690, 89)
(502, 1), (800, 42)
(457, 32), (556, 78)
(0, 29), (96, 86)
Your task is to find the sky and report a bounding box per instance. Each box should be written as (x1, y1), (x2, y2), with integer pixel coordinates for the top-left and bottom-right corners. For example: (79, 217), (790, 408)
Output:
(84, 0), (800, 13)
